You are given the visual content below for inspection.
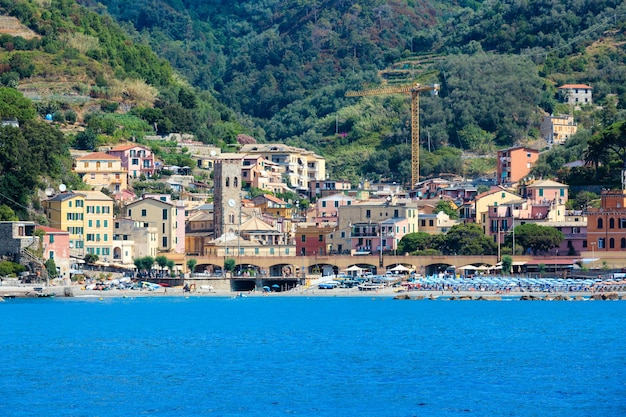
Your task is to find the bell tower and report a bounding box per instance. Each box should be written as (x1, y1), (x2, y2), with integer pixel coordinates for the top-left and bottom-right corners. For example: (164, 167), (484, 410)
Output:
(213, 155), (243, 238)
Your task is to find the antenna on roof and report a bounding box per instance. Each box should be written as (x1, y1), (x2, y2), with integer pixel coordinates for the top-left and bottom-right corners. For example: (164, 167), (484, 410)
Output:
(59, 184), (67, 192)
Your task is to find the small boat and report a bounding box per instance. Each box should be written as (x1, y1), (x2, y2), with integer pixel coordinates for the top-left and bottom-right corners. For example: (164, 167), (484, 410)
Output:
(358, 283), (385, 291)
(36, 292), (55, 298)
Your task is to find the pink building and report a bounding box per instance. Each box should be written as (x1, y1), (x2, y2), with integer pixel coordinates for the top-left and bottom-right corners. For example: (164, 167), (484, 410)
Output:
(313, 194), (356, 226)
(37, 226), (71, 280)
(108, 144), (157, 178)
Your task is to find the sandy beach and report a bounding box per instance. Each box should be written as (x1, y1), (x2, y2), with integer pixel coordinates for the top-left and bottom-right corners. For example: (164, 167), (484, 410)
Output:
(3, 283), (623, 301)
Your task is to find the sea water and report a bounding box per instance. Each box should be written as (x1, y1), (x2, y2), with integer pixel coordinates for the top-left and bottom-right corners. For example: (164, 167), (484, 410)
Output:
(1, 296), (625, 417)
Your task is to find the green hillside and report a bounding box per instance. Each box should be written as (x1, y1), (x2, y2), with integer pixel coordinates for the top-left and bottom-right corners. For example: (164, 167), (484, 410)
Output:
(83, 0), (626, 183)
(2, 0), (626, 210)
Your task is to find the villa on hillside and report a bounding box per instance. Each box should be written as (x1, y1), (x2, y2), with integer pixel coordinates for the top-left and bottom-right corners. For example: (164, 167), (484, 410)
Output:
(107, 144), (157, 178)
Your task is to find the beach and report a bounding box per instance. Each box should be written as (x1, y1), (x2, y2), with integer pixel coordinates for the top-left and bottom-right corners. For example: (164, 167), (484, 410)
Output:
(2, 281), (624, 301)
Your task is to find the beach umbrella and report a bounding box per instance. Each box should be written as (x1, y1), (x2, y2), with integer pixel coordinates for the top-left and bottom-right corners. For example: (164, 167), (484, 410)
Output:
(390, 264), (412, 272)
(346, 265), (363, 272)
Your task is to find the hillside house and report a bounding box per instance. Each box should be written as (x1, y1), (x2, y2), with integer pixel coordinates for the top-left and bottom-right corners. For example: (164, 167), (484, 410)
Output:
(558, 84), (593, 106)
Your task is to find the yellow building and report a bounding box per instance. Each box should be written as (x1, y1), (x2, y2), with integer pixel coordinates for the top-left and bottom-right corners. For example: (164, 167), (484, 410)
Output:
(466, 186), (522, 230)
(125, 196), (184, 253)
(540, 115), (578, 146)
(74, 152), (128, 193)
(43, 190), (114, 259)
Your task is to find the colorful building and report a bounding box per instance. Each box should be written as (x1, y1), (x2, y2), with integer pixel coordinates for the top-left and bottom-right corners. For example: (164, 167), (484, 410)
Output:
(107, 144), (157, 178)
(586, 189), (626, 252)
(74, 152), (128, 193)
(43, 191), (114, 259)
(36, 225), (71, 280)
(124, 195), (185, 254)
(496, 146), (539, 185)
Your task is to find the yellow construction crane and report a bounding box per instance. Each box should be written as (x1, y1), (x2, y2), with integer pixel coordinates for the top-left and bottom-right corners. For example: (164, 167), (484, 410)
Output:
(345, 82), (439, 189)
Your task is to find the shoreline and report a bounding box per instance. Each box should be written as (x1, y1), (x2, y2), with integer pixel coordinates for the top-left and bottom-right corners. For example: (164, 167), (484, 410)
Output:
(2, 284), (622, 301)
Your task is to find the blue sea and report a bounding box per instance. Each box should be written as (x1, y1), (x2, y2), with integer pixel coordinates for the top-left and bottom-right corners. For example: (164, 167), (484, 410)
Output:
(1, 296), (625, 417)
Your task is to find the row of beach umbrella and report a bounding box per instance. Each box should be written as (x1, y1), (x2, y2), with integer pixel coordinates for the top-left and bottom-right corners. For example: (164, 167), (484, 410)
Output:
(410, 276), (626, 292)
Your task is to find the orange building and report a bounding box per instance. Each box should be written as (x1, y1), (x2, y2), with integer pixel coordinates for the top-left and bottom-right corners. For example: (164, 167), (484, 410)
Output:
(497, 146), (539, 185)
(586, 189), (626, 251)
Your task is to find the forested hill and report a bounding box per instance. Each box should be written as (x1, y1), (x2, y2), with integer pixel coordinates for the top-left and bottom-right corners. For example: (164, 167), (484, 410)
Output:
(81, 0), (626, 183)
(2, 0), (626, 188)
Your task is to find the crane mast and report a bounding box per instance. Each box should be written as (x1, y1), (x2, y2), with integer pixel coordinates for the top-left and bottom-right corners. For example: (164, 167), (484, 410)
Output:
(346, 83), (439, 189)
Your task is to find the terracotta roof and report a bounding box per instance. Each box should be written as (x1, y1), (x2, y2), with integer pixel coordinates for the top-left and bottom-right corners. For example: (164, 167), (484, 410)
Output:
(76, 152), (119, 160)
(108, 144), (150, 151)
(558, 84), (592, 89)
(474, 186), (517, 200)
(36, 225), (69, 234)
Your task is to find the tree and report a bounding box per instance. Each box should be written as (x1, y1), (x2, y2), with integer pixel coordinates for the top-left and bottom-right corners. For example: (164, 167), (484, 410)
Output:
(0, 204), (18, 221)
(224, 258), (236, 274)
(45, 258), (58, 279)
(514, 223), (564, 256)
(75, 128), (98, 150)
(433, 200), (458, 219)
(501, 255), (513, 275)
(444, 223), (496, 255)
(586, 121), (626, 176)
(84, 253), (99, 265)
(0, 87), (37, 122)
(187, 258), (197, 273)
(155, 255), (168, 277)
(568, 191), (598, 211)
(397, 232), (432, 254)
(166, 259), (176, 276)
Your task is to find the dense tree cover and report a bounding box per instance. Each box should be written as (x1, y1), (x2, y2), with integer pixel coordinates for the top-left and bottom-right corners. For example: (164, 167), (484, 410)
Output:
(0, 87), (37, 122)
(514, 223), (565, 256)
(1, 0), (626, 199)
(79, 0), (626, 184)
(0, 89), (71, 217)
(0, 0), (174, 86)
(397, 223), (496, 256)
(0, 204), (18, 221)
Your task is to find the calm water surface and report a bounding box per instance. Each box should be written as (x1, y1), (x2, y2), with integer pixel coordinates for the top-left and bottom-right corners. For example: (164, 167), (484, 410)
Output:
(1, 296), (625, 416)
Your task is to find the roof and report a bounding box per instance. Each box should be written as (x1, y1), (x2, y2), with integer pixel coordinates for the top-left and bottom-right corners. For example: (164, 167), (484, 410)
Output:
(36, 225), (69, 234)
(474, 186), (519, 200)
(126, 196), (175, 208)
(188, 211), (213, 222)
(240, 143), (323, 158)
(45, 192), (81, 202)
(563, 160), (585, 168)
(558, 84), (592, 89)
(240, 216), (277, 232)
(76, 152), (119, 161)
(76, 190), (113, 201)
(108, 144), (150, 152)
(498, 145), (539, 153)
(526, 179), (567, 188)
